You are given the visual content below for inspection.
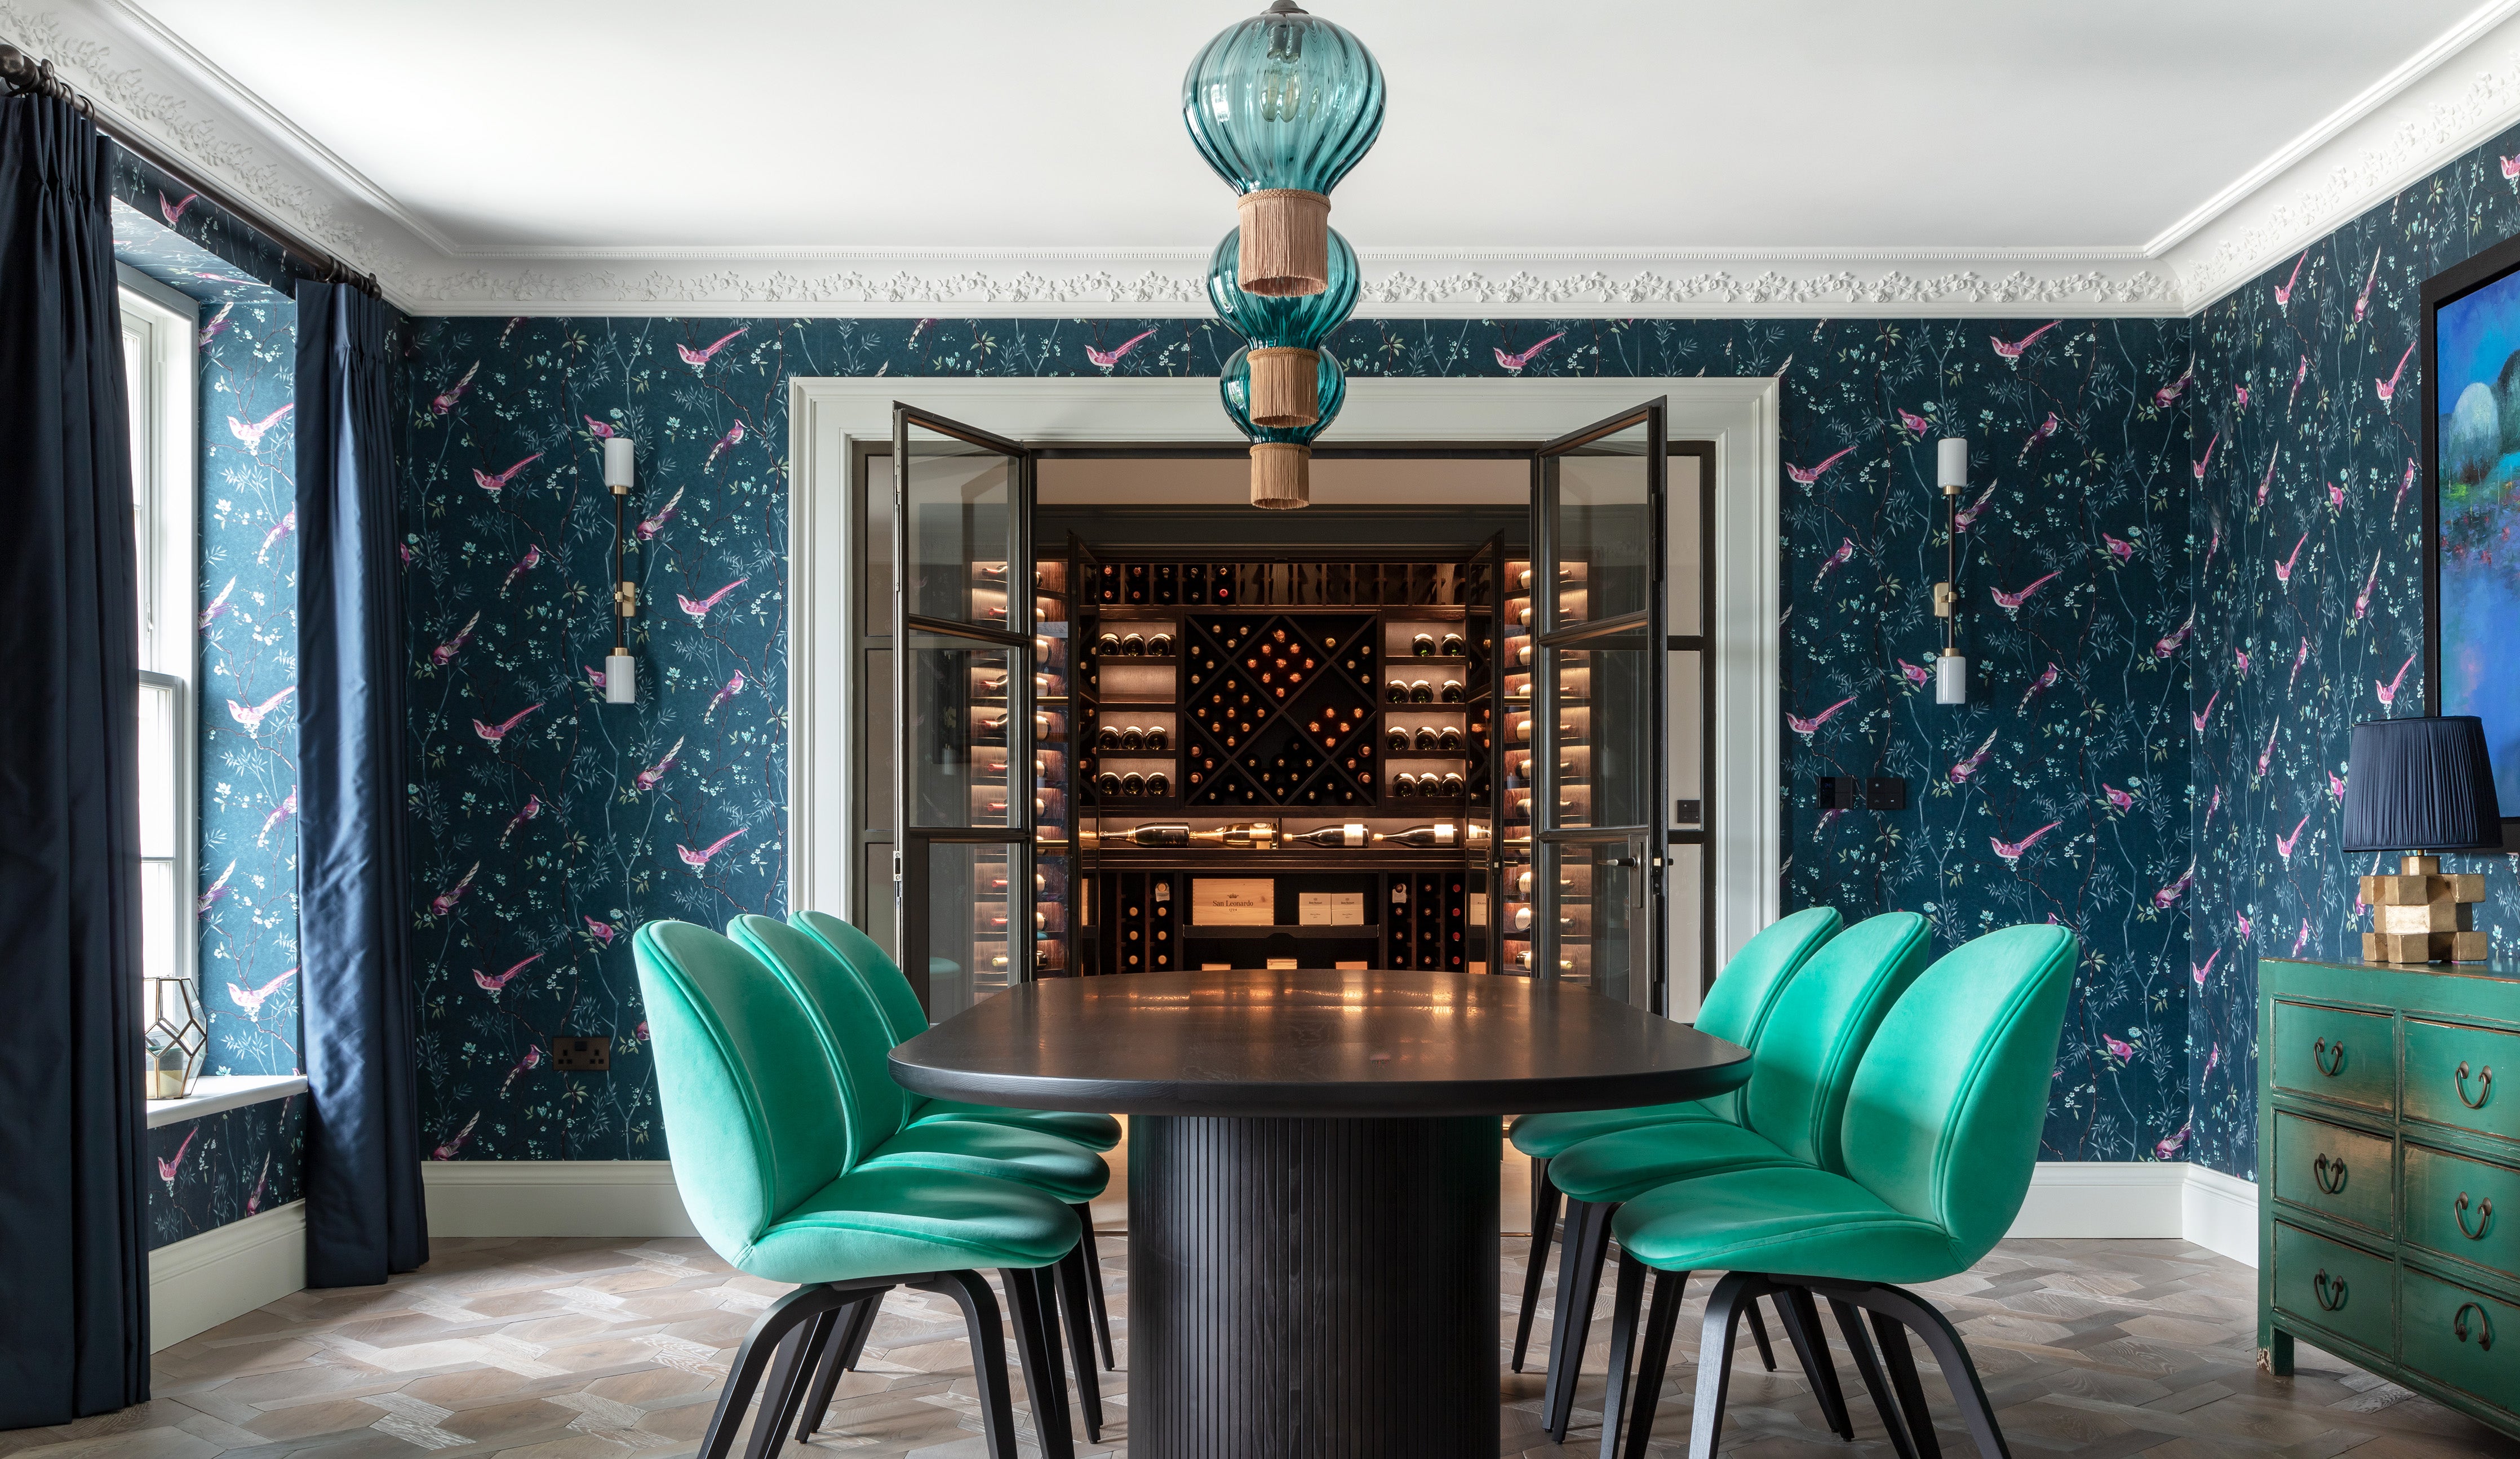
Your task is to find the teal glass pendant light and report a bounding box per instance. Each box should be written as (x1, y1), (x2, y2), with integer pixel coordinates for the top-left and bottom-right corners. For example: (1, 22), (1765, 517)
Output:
(1209, 224), (1357, 428)
(1222, 345), (1346, 509)
(1182, 0), (1384, 297)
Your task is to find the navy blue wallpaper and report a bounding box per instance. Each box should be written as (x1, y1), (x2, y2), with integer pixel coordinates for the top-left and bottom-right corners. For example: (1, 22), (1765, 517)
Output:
(146, 1095), (305, 1250)
(398, 312), (2193, 1164)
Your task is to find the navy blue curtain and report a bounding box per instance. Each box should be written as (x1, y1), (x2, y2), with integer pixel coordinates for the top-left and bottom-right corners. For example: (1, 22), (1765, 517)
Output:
(296, 282), (429, 1287)
(0, 93), (151, 1422)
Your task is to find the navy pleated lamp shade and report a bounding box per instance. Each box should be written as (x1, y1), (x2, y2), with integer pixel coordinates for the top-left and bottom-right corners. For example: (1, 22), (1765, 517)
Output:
(2340, 715), (2503, 852)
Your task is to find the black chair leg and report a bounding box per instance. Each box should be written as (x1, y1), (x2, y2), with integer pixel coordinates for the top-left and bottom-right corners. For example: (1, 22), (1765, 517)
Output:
(1001, 1266), (1077, 1459)
(1745, 1297), (1779, 1371)
(1055, 1245), (1107, 1442)
(748, 1309), (837, 1459)
(1827, 1293), (1918, 1459)
(1513, 1155), (1561, 1372)
(794, 1293), (879, 1440)
(1818, 1282), (2010, 1459)
(1774, 1283), (1855, 1440)
(693, 1284), (848, 1459)
(1686, 1270), (1767, 1459)
(1870, 1309), (1945, 1459)
(836, 1287), (883, 1371)
(1070, 1204), (1117, 1371)
(1621, 1267), (1685, 1459)
(1543, 1198), (1615, 1441)
(1595, 1253), (1648, 1459)
(913, 1271), (1019, 1459)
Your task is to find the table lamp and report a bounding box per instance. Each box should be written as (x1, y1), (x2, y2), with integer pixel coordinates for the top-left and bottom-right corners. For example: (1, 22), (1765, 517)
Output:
(2341, 715), (2502, 964)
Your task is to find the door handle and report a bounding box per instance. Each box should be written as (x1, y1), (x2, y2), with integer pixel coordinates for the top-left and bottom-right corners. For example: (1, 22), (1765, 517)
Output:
(2457, 1191), (2495, 1241)
(2314, 1037), (2346, 1077)
(2455, 1301), (2496, 1352)
(2312, 1269), (2348, 1312)
(2458, 1060), (2494, 1110)
(2313, 1153), (2348, 1195)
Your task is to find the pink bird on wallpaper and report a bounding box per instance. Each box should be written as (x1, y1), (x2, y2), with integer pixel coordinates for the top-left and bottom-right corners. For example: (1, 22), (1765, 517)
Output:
(2291, 636), (2311, 690)
(2353, 248), (2381, 323)
(161, 190), (199, 226)
(2103, 1034), (2136, 1065)
(1953, 484), (1997, 531)
(704, 671), (746, 722)
(2020, 413), (2059, 460)
(678, 327), (749, 371)
(2259, 719), (2281, 777)
(2192, 690), (2219, 733)
(1990, 321), (2061, 362)
(432, 611), (480, 666)
(2394, 458), (2417, 522)
(2101, 784), (2135, 812)
(704, 420), (746, 472)
(2235, 385), (2249, 407)
(2191, 950), (2220, 989)
(499, 544), (542, 597)
(431, 361), (478, 416)
(1897, 407), (1931, 437)
(429, 862), (480, 918)
(474, 954), (542, 995)
(2153, 861), (2194, 910)
(1786, 696), (1856, 740)
(2277, 813), (2312, 864)
(2237, 911), (2251, 941)
(2153, 613), (2193, 659)
(499, 1044), (542, 1098)
(635, 736), (685, 792)
(1785, 445), (1857, 488)
(2328, 481), (2346, 509)
(228, 404), (294, 453)
(2291, 354), (2310, 408)
(246, 1153), (272, 1215)
(2292, 919), (2313, 957)
(473, 702), (543, 746)
(1088, 328), (1160, 371)
(2330, 771), (2349, 803)
(431, 1113), (480, 1161)
(582, 664), (614, 693)
(227, 686), (295, 733)
(1992, 821), (2061, 864)
(2274, 252), (2306, 309)
(256, 788), (296, 846)
(1990, 571), (2060, 615)
(2354, 551), (2381, 619)
(2153, 361), (2193, 408)
(2018, 661), (2059, 714)
(498, 317), (525, 348)
(1898, 659), (1931, 687)
(198, 860), (235, 915)
(1494, 332), (1564, 373)
(2377, 652), (2415, 706)
(473, 452), (543, 497)
(2206, 786), (2221, 829)
(1949, 729), (1999, 784)
(2192, 432), (2217, 481)
(157, 1127), (198, 1191)
(636, 486), (685, 542)
(2375, 340), (2415, 402)
(2503, 154), (2520, 187)
(2274, 533), (2306, 585)
(679, 577), (749, 622)
(584, 916), (616, 944)
(2102, 531), (2135, 563)
(2257, 450), (2278, 508)
(257, 509), (295, 563)
(198, 301), (233, 348)
(499, 794), (542, 847)
(1813, 537), (1856, 588)
(2154, 1122), (2192, 1161)
(678, 828), (748, 871)
(227, 966), (297, 1018)
(2207, 1042), (2222, 1079)
(583, 415), (620, 439)
(1814, 808), (1844, 838)
(2204, 526), (2220, 575)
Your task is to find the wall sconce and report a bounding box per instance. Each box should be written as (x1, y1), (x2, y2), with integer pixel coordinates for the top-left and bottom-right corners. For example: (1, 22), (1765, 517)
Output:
(1933, 437), (1968, 705)
(604, 437), (637, 705)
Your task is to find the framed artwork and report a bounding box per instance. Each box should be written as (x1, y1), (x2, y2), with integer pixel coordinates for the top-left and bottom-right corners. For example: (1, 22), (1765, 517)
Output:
(2423, 228), (2520, 835)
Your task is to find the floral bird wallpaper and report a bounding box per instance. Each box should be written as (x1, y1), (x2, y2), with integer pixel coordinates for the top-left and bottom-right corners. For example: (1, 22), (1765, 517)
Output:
(398, 312), (2193, 1166)
(145, 1097), (307, 1250)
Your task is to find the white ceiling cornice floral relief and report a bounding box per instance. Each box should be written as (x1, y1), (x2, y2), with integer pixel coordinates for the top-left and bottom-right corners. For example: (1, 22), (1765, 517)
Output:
(12, 0), (2520, 319)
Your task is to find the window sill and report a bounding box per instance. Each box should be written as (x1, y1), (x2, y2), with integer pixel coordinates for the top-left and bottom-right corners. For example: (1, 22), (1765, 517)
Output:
(147, 1074), (308, 1129)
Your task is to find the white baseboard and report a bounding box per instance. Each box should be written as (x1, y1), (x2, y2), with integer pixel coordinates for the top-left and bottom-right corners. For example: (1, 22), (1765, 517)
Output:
(2180, 1162), (2262, 1267)
(150, 1200), (305, 1351)
(423, 1160), (696, 1238)
(2008, 1162), (2189, 1239)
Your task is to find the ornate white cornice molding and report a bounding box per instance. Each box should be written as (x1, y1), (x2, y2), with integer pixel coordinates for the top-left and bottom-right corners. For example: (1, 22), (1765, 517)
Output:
(15, 0), (2520, 319)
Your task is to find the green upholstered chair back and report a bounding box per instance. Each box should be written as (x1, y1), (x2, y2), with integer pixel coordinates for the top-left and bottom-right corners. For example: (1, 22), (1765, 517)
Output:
(1839, 923), (2079, 1266)
(794, 909), (930, 1043)
(1740, 911), (1930, 1171)
(1694, 906), (1843, 1122)
(730, 915), (907, 1167)
(634, 920), (850, 1262)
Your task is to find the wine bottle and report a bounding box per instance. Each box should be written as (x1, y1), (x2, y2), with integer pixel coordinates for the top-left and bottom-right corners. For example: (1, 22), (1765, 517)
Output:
(1438, 772), (1465, 797)
(1408, 680), (1434, 703)
(1412, 632), (1438, 658)
(1439, 679), (1465, 704)
(1513, 951), (1577, 972)
(1097, 724), (1121, 749)
(1516, 642), (1534, 666)
(1119, 726), (1144, 751)
(984, 797), (1050, 816)
(1282, 823), (1367, 848)
(1148, 631), (1174, 656)
(1120, 772), (1145, 797)
(1440, 631), (1466, 657)
(979, 674), (1009, 693)
(1095, 772), (1123, 796)
(1386, 726), (1412, 753)
(1126, 564), (1147, 604)
(1437, 727), (1462, 752)
(986, 912), (1049, 930)
(1372, 824), (1460, 848)
(1082, 822), (1275, 849)
(1153, 564), (1179, 606)
(1392, 773), (1417, 798)
(1386, 678), (1408, 704)
(1097, 632), (1122, 657)
(975, 563), (1008, 582)
(1120, 632), (1146, 656)
(1146, 771), (1171, 797)
(1143, 724), (1168, 750)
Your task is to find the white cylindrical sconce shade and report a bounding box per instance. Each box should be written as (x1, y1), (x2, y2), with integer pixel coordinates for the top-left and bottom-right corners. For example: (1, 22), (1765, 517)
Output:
(1935, 653), (1968, 704)
(604, 437), (635, 491)
(1936, 437), (1968, 490)
(605, 652), (636, 704)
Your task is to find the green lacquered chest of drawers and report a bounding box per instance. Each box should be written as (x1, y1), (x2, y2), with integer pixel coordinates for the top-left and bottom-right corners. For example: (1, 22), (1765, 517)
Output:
(2261, 958), (2520, 1431)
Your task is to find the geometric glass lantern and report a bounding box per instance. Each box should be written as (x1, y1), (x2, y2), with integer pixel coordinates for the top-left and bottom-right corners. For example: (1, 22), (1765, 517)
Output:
(1222, 345), (1347, 509)
(143, 975), (208, 1099)
(1208, 224), (1358, 428)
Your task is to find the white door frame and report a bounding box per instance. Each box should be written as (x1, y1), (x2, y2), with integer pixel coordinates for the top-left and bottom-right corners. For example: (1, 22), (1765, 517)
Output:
(789, 376), (1782, 1011)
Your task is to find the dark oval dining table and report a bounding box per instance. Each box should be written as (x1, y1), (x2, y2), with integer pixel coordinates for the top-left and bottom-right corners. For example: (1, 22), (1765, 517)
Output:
(890, 969), (1752, 1459)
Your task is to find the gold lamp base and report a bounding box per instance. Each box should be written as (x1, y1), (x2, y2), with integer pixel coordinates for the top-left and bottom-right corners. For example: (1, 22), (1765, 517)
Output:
(2360, 854), (2488, 963)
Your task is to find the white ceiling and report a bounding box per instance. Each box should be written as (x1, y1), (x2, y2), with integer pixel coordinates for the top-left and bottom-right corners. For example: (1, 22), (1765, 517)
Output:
(17, 0), (2520, 312)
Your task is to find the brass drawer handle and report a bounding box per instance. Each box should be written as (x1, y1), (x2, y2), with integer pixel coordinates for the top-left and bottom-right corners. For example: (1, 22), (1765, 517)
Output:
(2456, 1301), (2496, 1352)
(2314, 1153), (2348, 1195)
(2314, 1037), (2347, 1077)
(2313, 1269), (2348, 1311)
(2457, 1192), (2496, 1241)
(2457, 1061), (2494, 1110)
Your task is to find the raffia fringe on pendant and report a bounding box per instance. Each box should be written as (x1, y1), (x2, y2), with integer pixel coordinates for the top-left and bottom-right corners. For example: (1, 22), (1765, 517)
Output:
(1236, 189), (1332, 297)
(1250, 442), (1311, 510)
(1246, 346), (1321, 427)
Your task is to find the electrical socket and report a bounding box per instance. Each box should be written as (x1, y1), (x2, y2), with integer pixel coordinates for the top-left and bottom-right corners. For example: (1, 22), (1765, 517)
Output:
(553, 1035), (611, 1072)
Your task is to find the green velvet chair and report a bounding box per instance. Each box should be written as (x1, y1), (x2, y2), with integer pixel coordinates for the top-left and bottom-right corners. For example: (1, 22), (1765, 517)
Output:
(1536, 911), (1929, 1443)
(635, 919), (1083, 1459)
(731, 915), (1113, 1440)
(1599, 923), (2079, 1459)
(1506, 905), (1843, 1369)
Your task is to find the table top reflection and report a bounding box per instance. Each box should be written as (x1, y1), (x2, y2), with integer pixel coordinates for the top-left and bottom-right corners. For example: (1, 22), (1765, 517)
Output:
(889, 969), (1751, 1119)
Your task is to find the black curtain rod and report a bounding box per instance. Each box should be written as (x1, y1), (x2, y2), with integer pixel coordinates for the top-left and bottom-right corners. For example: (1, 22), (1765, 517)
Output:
(0, 41), (381, 297)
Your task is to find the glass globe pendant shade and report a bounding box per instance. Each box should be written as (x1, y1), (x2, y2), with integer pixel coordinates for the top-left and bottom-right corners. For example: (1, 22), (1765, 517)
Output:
(1210, 226), (1357, 426)
(1182, 1), (1385, 297)
(1223, 345), (1346, 509)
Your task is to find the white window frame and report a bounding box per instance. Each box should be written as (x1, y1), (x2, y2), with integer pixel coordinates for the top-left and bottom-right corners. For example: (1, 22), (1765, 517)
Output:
(121, 265), (199, 995)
